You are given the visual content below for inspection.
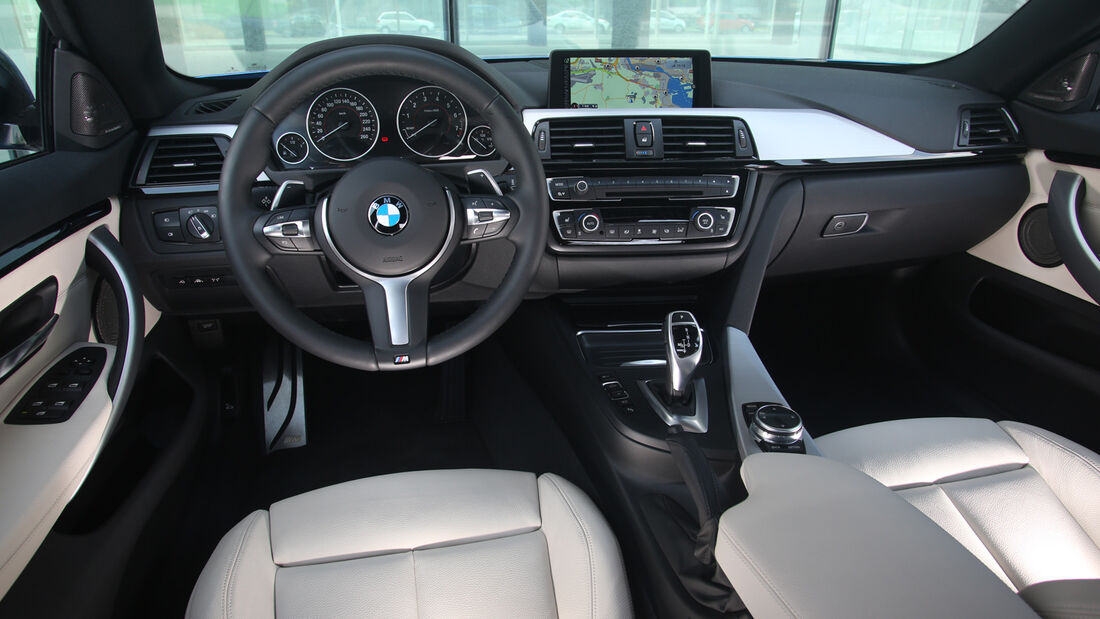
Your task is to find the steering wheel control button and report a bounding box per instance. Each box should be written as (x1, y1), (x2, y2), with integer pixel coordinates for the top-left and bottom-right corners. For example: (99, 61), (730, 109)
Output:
(367, 195), (410, 236)
(822, 213), (869, 237)
(462, 198), (511, 241)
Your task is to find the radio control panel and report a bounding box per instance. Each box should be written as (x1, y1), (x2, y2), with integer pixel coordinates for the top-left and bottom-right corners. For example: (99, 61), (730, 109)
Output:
(547, 174), (739, 202)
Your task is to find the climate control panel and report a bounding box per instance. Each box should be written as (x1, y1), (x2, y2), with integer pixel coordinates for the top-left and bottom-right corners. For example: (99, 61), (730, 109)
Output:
(554, 206), (735, 244)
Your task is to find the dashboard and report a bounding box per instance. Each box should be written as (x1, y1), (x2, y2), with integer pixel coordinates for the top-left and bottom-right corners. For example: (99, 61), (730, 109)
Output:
(122, 43), (1030, 316)
(270, 76), (499, 170)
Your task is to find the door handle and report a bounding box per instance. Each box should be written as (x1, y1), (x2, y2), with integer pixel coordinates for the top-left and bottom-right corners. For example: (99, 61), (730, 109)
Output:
(1048, 170), (1100, 304)
(0, 313), (58, 383)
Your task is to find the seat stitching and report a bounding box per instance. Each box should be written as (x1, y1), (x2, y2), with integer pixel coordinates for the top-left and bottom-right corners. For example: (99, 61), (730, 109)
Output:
(546, 476), (597, 619)
(718, 527), (797, 617)
(223, 512), (261, 618)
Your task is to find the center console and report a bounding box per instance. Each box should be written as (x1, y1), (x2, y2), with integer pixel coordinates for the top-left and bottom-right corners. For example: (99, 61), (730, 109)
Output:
(530, 49), (757, 256)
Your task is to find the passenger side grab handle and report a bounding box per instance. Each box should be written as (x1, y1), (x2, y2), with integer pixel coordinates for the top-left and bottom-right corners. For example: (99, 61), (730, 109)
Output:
(1048, 170), (1100, 304)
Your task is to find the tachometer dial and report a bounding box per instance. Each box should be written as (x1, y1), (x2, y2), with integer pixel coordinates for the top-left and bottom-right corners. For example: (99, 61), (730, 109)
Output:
(275, 132), (308, 165)
(397, 86), (467, 158)
(467, 125), (496, 157)
(306, 88), (379, 161)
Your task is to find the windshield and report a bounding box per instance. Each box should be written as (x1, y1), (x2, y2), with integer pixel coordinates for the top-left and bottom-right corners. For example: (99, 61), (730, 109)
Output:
(154, 0), (1028, 77)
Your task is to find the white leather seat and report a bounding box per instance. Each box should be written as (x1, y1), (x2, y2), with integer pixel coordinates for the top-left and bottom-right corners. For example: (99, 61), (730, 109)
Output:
(186, 469), (632, 618)
(817, 418), (1100, 618)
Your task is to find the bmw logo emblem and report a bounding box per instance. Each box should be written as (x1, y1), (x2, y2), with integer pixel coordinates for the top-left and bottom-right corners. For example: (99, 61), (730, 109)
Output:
(367, 195), (409, 236)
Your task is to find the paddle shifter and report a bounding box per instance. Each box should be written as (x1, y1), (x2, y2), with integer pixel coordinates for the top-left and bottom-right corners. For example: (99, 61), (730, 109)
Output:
(665, 310), (703, 401)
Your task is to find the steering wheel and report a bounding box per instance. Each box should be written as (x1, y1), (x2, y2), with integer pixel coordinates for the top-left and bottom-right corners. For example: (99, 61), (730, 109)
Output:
(219, 45), (548, 371)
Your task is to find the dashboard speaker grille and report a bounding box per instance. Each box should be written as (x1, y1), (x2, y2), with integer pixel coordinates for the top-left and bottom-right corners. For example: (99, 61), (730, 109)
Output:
(139, 136), (226, 185)
(189, 97), (239, 115)
(548, 119), (625, 160)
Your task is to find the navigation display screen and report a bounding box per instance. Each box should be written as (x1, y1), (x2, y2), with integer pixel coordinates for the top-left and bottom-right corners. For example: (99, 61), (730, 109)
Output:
(549, 50), (711, 109)
(569, 56), (695, 109)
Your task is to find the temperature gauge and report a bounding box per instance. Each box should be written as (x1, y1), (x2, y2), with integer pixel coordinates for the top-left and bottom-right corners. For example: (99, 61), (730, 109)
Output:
(275, 132), (308, 165)
(467, 125), (495, 157)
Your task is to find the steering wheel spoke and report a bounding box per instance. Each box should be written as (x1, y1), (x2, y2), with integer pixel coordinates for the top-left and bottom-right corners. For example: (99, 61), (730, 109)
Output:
(360, 275), (432, 369)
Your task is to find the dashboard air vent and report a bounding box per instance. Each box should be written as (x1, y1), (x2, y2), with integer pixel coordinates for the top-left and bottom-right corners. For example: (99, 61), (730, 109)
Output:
(189, 96), (238, 115)
(958, 107), (1019, 147)
(139, 136), (226, 186)
(549, 119), (626, 160)
(662, 117), (738, 158)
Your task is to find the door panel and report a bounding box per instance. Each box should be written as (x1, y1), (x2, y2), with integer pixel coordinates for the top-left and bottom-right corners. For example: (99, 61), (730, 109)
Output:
(969, 149), (1098, 305)
(0, 206), (128, 595)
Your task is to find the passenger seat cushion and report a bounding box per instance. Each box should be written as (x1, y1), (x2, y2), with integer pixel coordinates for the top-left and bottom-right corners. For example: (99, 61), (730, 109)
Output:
(817, 418), (1100, 616)
(813, 417), (1028, 489)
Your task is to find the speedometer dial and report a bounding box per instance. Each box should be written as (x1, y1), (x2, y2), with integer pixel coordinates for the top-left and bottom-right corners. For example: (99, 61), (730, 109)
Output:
(397, 86), (467, 158)
(306, 88), (379, 161)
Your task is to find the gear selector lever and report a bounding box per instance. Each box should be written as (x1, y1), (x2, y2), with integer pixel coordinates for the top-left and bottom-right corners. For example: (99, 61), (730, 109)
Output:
(665, 310), (703, 400)
(640, 310), (710, 433)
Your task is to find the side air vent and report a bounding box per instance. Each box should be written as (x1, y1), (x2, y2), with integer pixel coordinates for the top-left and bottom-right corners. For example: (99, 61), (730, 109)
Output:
(958, 107), (1019, 148)
(189, 96), (238, 115)
(548, 119), (626, 160)
(137, 136), (227, 186)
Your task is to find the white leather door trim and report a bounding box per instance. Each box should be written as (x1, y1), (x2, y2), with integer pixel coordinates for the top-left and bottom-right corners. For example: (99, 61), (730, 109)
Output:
(968, 150), (1098, 305)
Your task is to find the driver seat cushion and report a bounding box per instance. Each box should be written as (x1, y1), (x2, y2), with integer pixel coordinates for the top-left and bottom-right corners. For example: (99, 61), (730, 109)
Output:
(817, 418), (1100, 617)
(185, 469), (632, 618)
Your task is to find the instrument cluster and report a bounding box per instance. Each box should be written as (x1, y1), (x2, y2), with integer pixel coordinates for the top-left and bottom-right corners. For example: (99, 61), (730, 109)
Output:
(270, 77), (497, 169)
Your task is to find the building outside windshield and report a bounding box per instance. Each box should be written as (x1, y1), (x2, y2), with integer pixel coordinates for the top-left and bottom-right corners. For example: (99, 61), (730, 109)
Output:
(0, 0), (1029, 80)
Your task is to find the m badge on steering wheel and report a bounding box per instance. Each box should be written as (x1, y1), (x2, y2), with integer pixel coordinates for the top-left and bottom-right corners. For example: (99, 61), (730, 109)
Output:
(367, 195), (409, 235)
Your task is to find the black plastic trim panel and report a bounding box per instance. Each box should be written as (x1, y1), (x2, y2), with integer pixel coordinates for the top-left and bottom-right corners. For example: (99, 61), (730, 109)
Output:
(0, 200), (111, 278)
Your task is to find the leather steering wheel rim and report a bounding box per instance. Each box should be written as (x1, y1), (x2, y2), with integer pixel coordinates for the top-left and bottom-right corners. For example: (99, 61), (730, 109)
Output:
(219, 44), (548, 371)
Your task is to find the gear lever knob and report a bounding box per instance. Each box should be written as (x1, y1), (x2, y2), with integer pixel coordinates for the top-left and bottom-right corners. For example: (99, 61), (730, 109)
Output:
(664, 311), (703, 398)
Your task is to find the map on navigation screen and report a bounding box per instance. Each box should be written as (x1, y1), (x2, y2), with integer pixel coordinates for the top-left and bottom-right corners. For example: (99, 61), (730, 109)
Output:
(568, 56), (695, 109)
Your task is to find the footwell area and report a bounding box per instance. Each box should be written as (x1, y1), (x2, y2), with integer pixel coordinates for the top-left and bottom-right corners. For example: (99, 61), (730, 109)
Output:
(135, 334), (591, 617)
(750, 269), (1008, 438)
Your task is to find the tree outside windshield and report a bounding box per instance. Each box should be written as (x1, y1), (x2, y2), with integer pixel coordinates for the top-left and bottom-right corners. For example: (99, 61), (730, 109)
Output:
(151, 0), (1028, 77)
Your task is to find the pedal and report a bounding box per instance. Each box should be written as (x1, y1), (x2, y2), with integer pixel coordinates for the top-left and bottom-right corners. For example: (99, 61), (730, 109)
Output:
(261, 339), (307, 452)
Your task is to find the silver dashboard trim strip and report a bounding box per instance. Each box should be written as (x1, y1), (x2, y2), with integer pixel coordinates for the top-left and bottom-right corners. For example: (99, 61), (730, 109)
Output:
(522, 107), (979, 164)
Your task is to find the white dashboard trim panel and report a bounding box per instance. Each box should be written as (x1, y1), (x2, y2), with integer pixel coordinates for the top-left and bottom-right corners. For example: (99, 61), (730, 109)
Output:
(522, 107), (977, 163)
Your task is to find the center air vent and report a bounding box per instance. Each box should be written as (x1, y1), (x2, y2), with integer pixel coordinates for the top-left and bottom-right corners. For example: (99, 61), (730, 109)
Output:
(958, 107), (1019, 147)
(137, 135), (228, 186)
(663, 117), (738, 158)
(548, 119), (626, 160)
(189, 96), (239, 115)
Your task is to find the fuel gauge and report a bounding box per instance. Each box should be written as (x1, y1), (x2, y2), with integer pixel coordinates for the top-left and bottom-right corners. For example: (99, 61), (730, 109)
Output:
(467, 125), (496, 157)
(275, 132), (308, 165)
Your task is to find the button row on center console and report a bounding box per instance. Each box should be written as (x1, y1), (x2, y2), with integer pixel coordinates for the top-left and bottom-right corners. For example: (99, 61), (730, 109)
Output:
(548, 175), (738, 201)
(554, 207), (735, 242)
